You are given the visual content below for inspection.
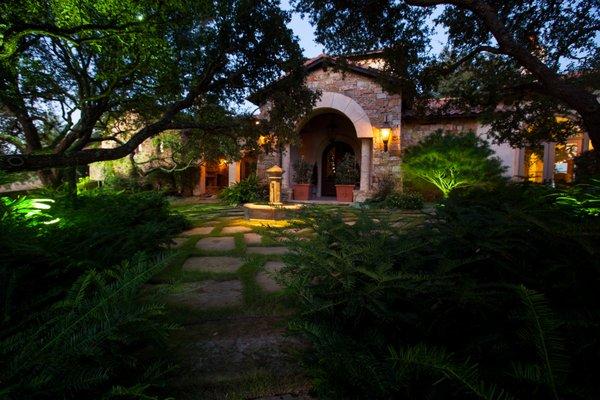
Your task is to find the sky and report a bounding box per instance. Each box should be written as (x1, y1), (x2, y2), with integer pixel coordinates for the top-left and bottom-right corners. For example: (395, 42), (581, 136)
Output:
(280, 0), (449, 58)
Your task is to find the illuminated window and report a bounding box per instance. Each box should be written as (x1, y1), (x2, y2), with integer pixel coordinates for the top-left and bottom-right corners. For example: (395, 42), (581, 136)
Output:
(524, 147), (544, 183)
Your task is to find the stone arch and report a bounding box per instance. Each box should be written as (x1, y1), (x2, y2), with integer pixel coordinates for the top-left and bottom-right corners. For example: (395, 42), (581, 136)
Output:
(312, 92), (374, 138)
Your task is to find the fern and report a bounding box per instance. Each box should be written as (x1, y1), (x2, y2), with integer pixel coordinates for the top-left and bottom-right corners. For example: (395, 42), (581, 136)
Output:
(512, 286), (568, 400)
(0, 254), (176, 399)
(390, 344), (515, 400)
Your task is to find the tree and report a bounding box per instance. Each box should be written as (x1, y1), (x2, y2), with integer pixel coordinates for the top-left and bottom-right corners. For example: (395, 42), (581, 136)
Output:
(402, 131), (506, 197)
(0, 0), (317, 183)
(294, 0), (600, 149)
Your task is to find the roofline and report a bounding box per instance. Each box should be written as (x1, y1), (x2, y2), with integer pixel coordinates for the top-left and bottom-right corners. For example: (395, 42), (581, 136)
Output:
(247, 53), (400, 106)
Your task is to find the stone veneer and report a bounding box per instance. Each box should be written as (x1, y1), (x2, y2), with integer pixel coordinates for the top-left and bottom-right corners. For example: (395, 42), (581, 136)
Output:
(254, 66), (501, 200)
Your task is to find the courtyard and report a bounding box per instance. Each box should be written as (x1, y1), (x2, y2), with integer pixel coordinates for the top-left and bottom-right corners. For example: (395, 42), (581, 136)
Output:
(1, 1), (599, 399)
(150, 200), (427, 399)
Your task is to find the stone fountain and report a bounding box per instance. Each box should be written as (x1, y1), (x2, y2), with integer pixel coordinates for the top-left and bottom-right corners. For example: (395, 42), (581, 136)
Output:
(243, 165), (302, 220)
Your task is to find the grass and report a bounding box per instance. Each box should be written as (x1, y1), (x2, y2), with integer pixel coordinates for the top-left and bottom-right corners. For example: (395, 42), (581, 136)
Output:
(153, 199), (432, 398)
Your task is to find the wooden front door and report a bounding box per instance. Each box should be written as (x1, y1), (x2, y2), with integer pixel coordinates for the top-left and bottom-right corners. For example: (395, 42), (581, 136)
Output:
(321, 141), (354, 197)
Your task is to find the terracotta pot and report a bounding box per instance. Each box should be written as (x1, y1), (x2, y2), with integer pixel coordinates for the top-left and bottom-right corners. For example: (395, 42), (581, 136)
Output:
(293, 183), (312, 200)
(335, 184), (354, 202)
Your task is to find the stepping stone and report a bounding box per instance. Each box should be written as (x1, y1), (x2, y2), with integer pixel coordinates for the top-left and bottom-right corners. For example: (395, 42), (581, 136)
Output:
(182, 256), (243, 273)
(196, 236), (236, 251)
(256, 261), (285, 292)
(243, 232), (262, 245)
(170, 237), (188, 248)
(344, 220), (356, 226)
(283, 227), (313, 235)
(247, 247), (289, 255)
(181, 226), (214, 236)
(167, 280), (242, 308)
(220, 225), (252, 234)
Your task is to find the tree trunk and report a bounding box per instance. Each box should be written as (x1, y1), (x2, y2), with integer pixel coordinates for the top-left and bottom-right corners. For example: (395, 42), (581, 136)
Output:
(37, 169), (61, 187)
(580, 110), (600, 150)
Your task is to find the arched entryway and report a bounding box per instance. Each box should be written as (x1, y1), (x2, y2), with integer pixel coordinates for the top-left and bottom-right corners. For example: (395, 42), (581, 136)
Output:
(288, 111), (362, 198)
(321, 141), (355, 196)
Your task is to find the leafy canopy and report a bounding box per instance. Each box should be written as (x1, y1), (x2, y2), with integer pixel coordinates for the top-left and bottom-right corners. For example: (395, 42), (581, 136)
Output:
(0, 0), (317, 176)
(402, 131), (506, 197)
(294, 0), (600, 148)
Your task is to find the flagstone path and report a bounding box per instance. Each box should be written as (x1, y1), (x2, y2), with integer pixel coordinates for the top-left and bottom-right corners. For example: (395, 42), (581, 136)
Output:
(153, 203), (314, 399)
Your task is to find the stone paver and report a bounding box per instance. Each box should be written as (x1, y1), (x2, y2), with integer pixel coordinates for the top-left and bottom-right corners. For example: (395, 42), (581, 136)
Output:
(256, 261), (285, 292)
(181, 226), (214, 236)
(196, 236), (236, 251)
(182, 256), (243, 273)
(167, 280), (242, 308)
(344, 220), (356, 226)
(221, 225), (253, 234)
(161, 238), (188, 249)
(243, 232), (262, 245)
(247, 246), (289, 255)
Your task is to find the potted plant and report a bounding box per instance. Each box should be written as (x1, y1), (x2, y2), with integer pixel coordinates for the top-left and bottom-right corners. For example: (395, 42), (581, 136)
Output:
(335, 153), (359, 202)
(292, 158), (313, 200)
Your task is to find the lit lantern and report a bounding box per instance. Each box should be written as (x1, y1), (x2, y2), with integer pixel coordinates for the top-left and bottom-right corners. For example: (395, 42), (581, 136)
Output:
(380, 127), (391, 152)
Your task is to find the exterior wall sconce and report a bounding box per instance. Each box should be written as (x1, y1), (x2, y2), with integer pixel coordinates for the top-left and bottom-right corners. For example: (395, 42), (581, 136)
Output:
(380, 127), (391, 152)
(380, 116), (391, 152)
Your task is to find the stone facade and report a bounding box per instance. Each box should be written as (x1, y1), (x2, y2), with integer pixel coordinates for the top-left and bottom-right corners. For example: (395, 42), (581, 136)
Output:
(251, 56), (505, 201)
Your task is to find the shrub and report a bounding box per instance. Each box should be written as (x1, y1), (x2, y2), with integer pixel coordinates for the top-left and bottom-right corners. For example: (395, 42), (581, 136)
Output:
(76, 176), (100, 193)
(282, 183), (600, 399)
(335, 153), (359, 185)
(403, 130), (506, 197)
(574, 150), (600, 183)
(218, 174), (267, 205)
(292, 158), (313, 184)
(384, 191), (424, 210)
(371, 172), (398, 202)
(0, 190), (189, 399)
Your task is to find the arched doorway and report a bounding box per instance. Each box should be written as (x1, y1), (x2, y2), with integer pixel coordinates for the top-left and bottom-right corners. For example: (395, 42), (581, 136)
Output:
(321, 141), (355, 196)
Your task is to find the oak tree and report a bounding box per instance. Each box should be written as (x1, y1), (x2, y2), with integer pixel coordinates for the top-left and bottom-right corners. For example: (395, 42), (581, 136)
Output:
(295, 0), (600, 148)
(0, 0), (316, 183)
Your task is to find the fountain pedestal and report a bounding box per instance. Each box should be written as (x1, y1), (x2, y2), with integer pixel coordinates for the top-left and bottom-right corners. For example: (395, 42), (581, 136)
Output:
(243, 165), (302, 220)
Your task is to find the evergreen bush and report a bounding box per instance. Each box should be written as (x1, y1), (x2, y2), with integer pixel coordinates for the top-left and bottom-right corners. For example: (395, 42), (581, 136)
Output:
(218, 174), (267, 205)
(0, 190), (188, 399)
(281, 183), (600, 399)
(293, 158), (313, 184)
(402, 130), (506, 197)
(335, 154), (359, 185)
(384, 191), (424, 210)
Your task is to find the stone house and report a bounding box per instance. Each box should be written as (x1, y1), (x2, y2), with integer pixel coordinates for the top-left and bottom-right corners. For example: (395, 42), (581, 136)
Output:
(93, 52), (593, 200)
(212, 53), (593, 201)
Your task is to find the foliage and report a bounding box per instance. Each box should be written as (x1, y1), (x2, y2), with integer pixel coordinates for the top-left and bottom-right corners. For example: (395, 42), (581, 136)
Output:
(371, 172), (399, 202)
(0, 189), (188, 398)
(335, 153), (359, 185)
(402, 131), (506, 197)
(554, 179), (600, 217)
(383, 191), (423, 210)
(1, 196), (60, 225)
(574, 150), (600, 183)
(294, 0), (600, 148)
(292, 158), (313, 184)
(0, 255), (175, 399)
(281, 183), (600, 399)
(76, 176), (100, 193)
(0, 0), (317, 175)
(218, 174), (267, 205)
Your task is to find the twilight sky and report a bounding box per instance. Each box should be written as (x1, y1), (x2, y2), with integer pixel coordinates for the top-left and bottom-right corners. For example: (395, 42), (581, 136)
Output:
(280, 0), (448, 58)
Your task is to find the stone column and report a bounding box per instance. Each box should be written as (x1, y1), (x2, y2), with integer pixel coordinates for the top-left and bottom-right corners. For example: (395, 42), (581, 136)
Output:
(514, 148), (526, 181)
(228, 161), (240, 186)
(359, 138), (372, 192)
(583, 132), (591, 152)
(542, 142), (556, 183)
(193, 164), (206, 195)
(281, 144), (291, 190)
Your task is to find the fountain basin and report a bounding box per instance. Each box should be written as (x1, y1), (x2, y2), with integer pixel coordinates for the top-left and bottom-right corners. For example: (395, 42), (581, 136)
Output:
(243, 203), (303, 220)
